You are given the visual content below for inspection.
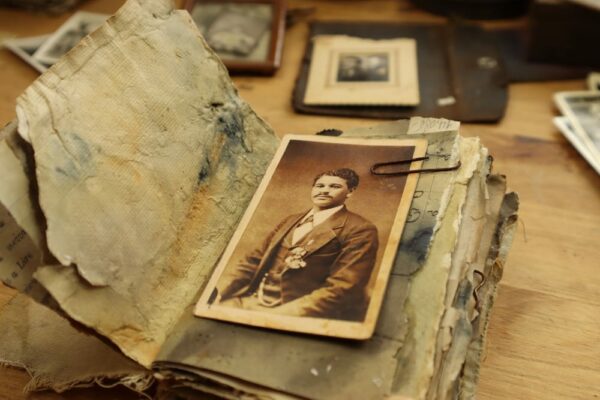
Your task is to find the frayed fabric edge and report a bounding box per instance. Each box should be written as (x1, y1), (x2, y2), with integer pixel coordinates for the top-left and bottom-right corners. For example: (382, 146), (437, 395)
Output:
(1, 359), (154, 398)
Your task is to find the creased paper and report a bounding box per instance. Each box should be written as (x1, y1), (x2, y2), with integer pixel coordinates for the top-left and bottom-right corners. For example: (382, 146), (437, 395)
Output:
(15, 0), (278, 366)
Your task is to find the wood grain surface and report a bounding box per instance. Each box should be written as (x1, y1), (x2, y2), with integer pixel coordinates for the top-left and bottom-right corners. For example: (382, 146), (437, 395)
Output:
(1, 1), (599, 399)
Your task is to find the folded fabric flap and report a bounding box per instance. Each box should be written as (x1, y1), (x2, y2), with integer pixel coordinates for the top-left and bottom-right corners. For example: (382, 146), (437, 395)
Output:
(0, 293), (153, 396)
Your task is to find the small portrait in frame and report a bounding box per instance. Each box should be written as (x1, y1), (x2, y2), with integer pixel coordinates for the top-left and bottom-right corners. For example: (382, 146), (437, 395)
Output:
(337, 52), (390, 82)
(32, 11), (108, 65)
(185, 0), (286, 74)
(304, 35), (420, 106)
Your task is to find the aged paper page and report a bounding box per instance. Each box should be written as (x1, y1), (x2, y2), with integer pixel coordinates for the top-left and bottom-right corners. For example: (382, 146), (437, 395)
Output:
(426, 166), (504, 400)
(0, 124), (131, 392)
(14, 0), (278, 367)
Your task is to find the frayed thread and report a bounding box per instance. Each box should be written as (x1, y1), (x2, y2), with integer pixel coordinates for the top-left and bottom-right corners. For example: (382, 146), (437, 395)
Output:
(1, 360), (153, 398)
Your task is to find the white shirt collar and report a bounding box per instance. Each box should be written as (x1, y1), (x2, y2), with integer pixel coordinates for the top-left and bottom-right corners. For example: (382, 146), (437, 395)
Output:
(303, 205), (344, 227)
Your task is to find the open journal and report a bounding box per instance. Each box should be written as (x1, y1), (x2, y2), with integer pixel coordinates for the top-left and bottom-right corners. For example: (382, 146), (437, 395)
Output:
(0, 0), (519, 399)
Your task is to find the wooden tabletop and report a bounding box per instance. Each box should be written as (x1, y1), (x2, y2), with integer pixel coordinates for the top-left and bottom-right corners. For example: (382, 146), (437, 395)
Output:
(1, 1), (599, 399)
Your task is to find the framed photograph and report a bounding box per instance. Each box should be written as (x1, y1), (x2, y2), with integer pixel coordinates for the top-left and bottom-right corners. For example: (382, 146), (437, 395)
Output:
(4, 35), (52, 73)
(195, 135), (427, 339)
(304, 35), (420, 106)
(185, 0), (286, 74)
(33, 11), (108, 65)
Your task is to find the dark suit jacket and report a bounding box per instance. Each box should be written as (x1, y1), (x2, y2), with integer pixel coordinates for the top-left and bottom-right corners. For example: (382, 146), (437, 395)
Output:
(217, 207), (379, 321)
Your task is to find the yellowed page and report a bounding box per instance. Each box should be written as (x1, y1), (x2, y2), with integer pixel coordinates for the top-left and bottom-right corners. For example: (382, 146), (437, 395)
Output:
(15, 0), (278, 367)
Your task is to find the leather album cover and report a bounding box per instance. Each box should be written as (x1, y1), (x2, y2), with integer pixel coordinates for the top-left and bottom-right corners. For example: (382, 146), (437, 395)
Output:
(292, 21), (509, 122)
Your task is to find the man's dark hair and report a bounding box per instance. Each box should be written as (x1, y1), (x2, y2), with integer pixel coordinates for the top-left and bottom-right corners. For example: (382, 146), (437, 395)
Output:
(312, 168), (359, 191)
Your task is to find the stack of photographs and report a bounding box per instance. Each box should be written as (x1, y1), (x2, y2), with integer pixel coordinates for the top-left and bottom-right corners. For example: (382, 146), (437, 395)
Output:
(553, 72), (600, 175)
(303, 35), (420, 107)
(3, 11), (107, 73)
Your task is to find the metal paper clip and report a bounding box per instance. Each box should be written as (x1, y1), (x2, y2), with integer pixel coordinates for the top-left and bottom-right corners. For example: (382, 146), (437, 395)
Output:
(370, 156), (461, 176)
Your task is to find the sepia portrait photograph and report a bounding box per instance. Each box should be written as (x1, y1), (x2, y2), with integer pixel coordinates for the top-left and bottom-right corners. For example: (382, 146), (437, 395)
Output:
(195, 135), (427, 339)
(33, 11), (107, 65)
(336, 52), (390, 82)
(304, 35), (419, 106)
(186, 0), (285, 73)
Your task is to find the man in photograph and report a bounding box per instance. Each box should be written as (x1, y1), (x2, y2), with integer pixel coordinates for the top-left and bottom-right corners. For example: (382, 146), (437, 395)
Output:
(215, 168), (379, 321)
